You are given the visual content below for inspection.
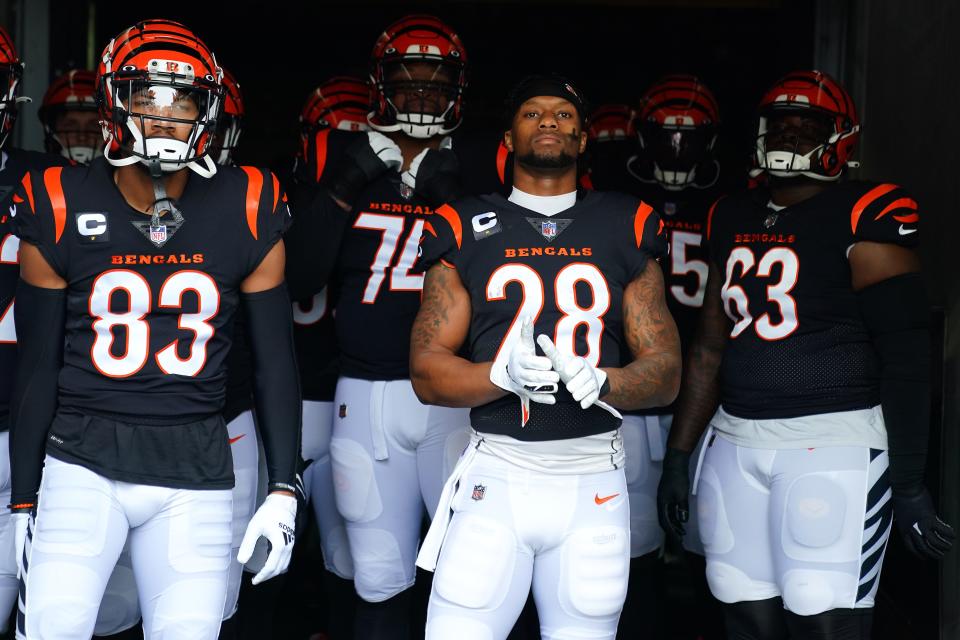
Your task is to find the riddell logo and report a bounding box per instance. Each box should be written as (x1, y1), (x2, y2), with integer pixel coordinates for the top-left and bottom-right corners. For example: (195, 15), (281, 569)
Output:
(166, 62), (180, 72)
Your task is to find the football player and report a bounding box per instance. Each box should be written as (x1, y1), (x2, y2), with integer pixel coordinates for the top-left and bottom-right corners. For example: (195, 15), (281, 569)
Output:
(0, 26), (70, 638)
(582, 103), (635, 192)
(657, 70), (954, 639)
(37, 69), (104, 165)
(9, 20), (300, 638)
(619, 75), (725, 640)
(410, 74), (681, 639)
(284, 15), (472, 638)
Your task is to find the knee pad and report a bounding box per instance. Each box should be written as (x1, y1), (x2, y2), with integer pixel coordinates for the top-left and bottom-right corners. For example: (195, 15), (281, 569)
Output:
(350, 528), (409, 602)
(426, 615), (495, 640)
(24, 563), (103, 639)
(434, 513), (517, 611)
(323, 524), (355, 580)
(783, 473), (849, 556)
(706, 561), (773, 605)
(563, 526), (630, 618)
(330, 438), (383, 523)
(696, 464), (734, 555)
(145, 578), (225, 640)
(781, 569), (848, 616)
(94, 551), (140, 635)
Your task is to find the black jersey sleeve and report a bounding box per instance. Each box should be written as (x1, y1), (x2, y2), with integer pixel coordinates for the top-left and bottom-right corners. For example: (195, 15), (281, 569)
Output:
(417, 203), (465, 272)
(238, 167), (293, 275)
(850, 182), (919, 248)
(11, 168), (69, 277)
(619, 198), (667, 280)
(294, 128), (358, 187)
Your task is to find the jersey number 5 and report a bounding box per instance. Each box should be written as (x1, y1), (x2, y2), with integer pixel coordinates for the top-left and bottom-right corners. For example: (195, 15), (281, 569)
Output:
(720, 246), (799, 341)
(487, 263), (610, 366)
(89, 269), (220, 378)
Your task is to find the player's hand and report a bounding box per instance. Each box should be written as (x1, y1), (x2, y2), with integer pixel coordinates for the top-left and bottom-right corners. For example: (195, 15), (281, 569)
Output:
(490, 317), (559, 405)
(401, 142), (463, 205)
(328, 131), (403, 205)
(893, 487), (955, 559)
(536, 334), (608, 409)
(238, 493), (298, 585)
(12, 510), (33, 578)
(657, 448), (691, 540)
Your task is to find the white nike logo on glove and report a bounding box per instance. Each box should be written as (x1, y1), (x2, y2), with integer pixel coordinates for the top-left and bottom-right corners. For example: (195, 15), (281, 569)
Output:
(899, 225), (917, 235)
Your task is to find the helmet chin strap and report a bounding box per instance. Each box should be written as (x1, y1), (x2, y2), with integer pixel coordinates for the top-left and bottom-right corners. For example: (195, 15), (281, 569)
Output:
(150, 176), (185, 228)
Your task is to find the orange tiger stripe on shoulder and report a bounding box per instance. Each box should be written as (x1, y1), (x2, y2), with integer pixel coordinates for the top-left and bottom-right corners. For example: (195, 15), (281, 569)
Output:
(435, 204), (462, 249)
(633, 201), (653, 248)
(314, 129), (331, 183)
(240, 166), (264, 240)
(43, 167), (66, 243)
(874, 197), (917, 221)
(423, 221), (437, 238)
(21, 172), (35, 212)
(271, 173), (281, 213)
(850, 183), (897, 234)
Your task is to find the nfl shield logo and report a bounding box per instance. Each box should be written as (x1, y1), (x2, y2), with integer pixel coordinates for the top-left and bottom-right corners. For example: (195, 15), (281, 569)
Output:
(471, 483), (486, 501)
(150, 225), (167, 244)
(541, 221), (557, 238)
(664, 202), (677, 216)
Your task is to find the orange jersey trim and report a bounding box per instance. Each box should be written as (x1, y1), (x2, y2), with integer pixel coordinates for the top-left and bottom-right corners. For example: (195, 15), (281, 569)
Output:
(435, 204), (462, 250)
(706, 197), (723, 242)
(850, 183), (897, 234)
(633, 202), (654, 248)
(43, 167), (66, 243)
(314, 129), (331, 183)
(21, 172), (35, 213)
(495, 141), (508, 186)
(240, 167), (264, 240)
(423, 221), (437, 238)
(440, 258), (456, 269)
(874, 197), (917, 221)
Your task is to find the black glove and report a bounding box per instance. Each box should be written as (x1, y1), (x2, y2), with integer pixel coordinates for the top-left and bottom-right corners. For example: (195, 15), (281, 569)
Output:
(892, 487), (955, 559)
(657, 447), (692, 540)
(402, 147), (463, 205)
(327, 131), (402, 205)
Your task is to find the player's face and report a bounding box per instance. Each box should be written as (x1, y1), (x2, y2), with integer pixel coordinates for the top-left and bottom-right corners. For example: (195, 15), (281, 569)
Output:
(765, 112), (833, 155)
(384, 61), (455, 116)
(506, 96), (587, 170)
(128, 85), (203, 142)
(53, 109), (101, 149)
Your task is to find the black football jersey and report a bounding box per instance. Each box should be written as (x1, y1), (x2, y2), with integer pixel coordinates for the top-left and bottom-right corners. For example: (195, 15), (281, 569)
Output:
(707, 180), (919, 419)
(0, 148), (69, 430)
(419, 191), (667, 441)
(13, 158), (289, 486)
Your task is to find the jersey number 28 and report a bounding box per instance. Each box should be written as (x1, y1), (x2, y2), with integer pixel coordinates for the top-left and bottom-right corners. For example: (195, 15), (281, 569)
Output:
(487, 263), (610, 366)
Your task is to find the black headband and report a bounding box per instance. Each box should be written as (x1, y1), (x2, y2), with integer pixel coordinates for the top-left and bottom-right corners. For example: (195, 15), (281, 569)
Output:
(505, 74), (588, 125)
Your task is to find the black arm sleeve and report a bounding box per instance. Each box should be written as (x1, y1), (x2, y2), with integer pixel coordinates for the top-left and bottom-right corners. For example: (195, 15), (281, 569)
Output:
(243, 283), (301, 488)
(9, 279), (66, 506)
(284, 182), (350, 300)
(857, 272), (931, 492)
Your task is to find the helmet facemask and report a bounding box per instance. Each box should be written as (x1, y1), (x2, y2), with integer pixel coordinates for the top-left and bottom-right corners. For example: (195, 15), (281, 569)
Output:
(103, 69), (222, 178)
(45, 106), (104, 164)
(0, 63), (26, 150)
(371, 58), (463, 139)
(756, 107), (858, 181)
(637, 121), (718, 191)
(213, 113), (241, 166)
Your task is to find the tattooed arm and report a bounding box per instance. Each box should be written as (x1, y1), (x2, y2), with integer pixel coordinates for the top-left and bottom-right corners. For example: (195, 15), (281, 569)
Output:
(666, 262), (732, 452)
(410, 263), (507, 407)
(601, 260), (681, 411)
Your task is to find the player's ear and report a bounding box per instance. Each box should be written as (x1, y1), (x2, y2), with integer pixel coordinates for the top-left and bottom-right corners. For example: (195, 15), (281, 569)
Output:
(503, 130), (514, 153)
(578, 128), (588, 154)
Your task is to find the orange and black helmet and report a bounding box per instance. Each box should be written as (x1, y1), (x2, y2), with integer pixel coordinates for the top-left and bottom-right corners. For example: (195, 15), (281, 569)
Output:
(38, 70), (102, 163)
(300, 76), (369, 135)
(635, 75), (720, 190)
(96, 19), (224, 176)
(755, 70), (859, 180)
(369, 14), (467, 139)
(0, 26), (24, 150)
(587, 104), (635, 143)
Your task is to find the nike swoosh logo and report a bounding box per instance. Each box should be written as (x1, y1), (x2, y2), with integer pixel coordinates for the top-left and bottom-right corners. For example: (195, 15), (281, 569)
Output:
(594, 492), (620, 505)
(899, 225), (917, 235)
(228, 434), (245, 445)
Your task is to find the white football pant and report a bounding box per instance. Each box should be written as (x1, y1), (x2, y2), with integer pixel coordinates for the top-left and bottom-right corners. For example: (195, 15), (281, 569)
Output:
(697, 432), (892, 615)
(425, 448), (630, 640)
(330, 377), (469, 602)
(18, 456), (233, 639)
(302, 400), (354, 579)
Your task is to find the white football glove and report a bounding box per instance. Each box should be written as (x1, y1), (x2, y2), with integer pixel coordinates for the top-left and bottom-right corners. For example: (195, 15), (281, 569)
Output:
(366, 131), (403, 172)
(490, 317), (559, 426)
(537, 334), (610, 410)
(237, 493), (297, 585)
(13, 511), (31, 578)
